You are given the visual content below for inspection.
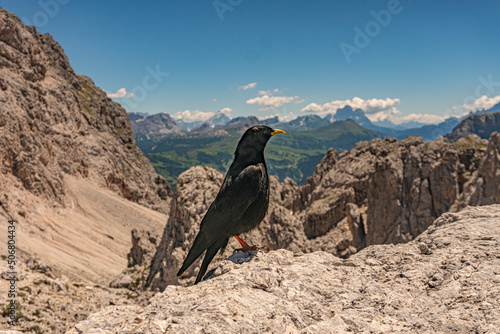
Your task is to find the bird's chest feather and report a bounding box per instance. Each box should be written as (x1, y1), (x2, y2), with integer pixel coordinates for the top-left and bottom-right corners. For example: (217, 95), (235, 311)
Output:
(231, 163), (269, 234)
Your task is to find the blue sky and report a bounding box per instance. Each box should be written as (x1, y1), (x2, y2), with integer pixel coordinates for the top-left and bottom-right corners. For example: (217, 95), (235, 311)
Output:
(3, 0), (500, 124)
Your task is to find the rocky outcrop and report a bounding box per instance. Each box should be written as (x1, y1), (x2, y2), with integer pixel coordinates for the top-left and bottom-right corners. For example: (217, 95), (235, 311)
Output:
(69, 205), (500, 334)
(127, 229), (161, 268)
(146, 167), (225, 288)
(108, 228), (162, 290)
(0, 257), (155, 334)
(0, 8), (171, 218)
(452, 132), (500, 210)
(302, 135), (491, 249)
(145, 133), (499, 289)
(446, 111), (500, 142)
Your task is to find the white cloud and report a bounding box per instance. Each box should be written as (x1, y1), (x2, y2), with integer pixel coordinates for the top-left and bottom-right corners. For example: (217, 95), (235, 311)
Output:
(257, 114), (280, 121)
(172, 109), (214, 122)
(107, 88), (134, 98)
(301, 97), (401, 116)
(302, 96), (447, 125)
(281, 111), (297, 122)
(212, 98), (217, 102)
(246, 95), (299, 111)
(367, 111), (447, 125)
(462, 95), (500, 113)
(258, 88), (282, 96)
(219, 107), (233, 116)
(238, 82), (257, 91)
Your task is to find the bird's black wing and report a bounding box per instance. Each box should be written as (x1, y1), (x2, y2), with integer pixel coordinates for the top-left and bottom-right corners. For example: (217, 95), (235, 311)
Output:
(177, 163), (265, 278)
(199, 163), (265, 241)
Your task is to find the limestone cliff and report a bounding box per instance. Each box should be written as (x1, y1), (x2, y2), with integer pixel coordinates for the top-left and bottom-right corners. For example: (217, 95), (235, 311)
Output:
(0, 8), (171, 218)
(0, 7), (171, 287)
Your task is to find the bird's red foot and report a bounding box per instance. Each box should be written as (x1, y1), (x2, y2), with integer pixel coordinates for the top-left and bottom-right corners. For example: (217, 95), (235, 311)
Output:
(233, 235), (263, 252)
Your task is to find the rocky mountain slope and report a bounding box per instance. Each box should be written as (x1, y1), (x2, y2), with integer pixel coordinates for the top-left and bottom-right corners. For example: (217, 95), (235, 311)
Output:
(145, 132), (498, 289)
(446, 110), (500, 142)
(0, 257), (156, 334)
(69, 204), (500, 333)
(0, 7), (171, 283)
(0, 8), (170, 213)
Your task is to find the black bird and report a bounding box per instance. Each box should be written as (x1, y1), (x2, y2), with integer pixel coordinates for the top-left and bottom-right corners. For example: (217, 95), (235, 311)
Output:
(177, 125), (285, 284)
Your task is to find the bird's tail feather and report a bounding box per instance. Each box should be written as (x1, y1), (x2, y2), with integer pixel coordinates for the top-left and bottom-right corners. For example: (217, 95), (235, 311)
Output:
(194, 243), (220, 284)
(177, 233), (209, 277)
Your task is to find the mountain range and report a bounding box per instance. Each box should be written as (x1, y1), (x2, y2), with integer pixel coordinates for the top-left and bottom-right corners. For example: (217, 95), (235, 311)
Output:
(130, 105), (464, 142)
(129, 105), (491, 186)
(131, 113), (383, 185)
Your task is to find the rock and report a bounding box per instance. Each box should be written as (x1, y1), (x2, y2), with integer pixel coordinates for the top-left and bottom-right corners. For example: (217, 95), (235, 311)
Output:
(451, 132), (500, 210)
(146, 166), (224, 289)
(446, 110), (500, 142)
(25, 257), (54, 278)
(0, 8), (171, 217)
(112, 228), (158, 291)
(305, 135), (490, 248)
(109, 267), (145, 290)
(127, 229), (160, 268)
(0, 255), (155, 334)
(69, 205), (500, 334)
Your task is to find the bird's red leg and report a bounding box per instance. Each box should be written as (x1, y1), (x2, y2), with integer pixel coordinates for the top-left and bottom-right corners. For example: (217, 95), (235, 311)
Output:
(233, 235), (263, 252)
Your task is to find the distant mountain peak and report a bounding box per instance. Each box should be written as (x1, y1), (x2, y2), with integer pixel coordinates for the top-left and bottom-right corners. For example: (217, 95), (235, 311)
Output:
(324, 106), (374, 129)
(207, 110), (231, 125)
(130, 112), (186, 144)
(281, 114), (329, 131)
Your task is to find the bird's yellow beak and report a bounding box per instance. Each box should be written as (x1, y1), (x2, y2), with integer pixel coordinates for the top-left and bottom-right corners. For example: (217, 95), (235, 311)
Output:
(271, 129), (286, 136)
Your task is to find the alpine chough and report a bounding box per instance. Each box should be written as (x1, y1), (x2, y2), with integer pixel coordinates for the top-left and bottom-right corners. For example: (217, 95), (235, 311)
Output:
(177, 125), (285, 284)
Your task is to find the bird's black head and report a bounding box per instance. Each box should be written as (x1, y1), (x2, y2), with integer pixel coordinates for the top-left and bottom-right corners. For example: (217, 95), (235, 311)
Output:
(234, 125), (285, 163)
